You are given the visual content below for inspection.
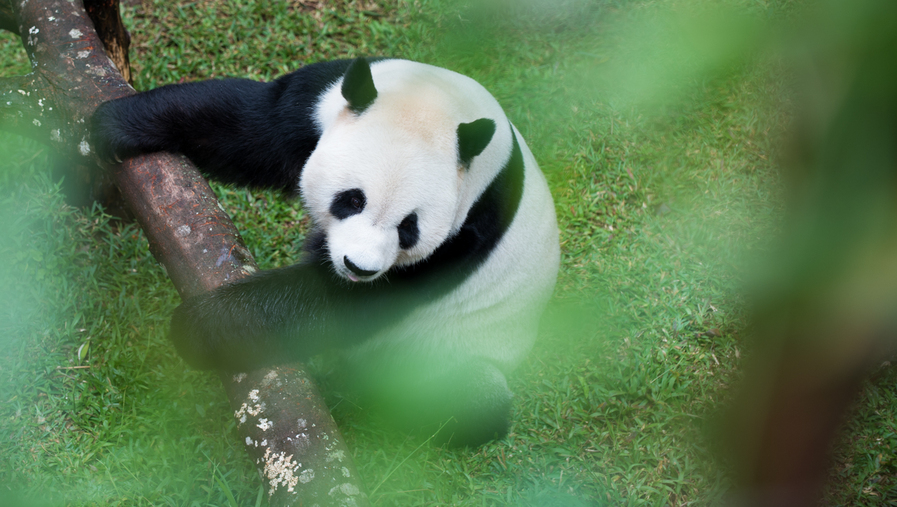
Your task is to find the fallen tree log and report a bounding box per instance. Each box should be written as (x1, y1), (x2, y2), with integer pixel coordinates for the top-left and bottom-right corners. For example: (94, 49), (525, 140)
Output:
(0, 1), (368, 504)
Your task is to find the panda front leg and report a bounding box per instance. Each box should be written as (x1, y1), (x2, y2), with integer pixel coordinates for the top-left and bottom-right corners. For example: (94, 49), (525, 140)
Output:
(168, 262), (329, 370)
(90, 78), (308, 192)
(168, 259), (408, 371)
(359, 358), (514, 447)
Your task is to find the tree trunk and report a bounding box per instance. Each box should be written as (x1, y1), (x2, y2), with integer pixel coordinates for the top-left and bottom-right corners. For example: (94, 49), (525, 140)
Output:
(0, 1), (369, 504)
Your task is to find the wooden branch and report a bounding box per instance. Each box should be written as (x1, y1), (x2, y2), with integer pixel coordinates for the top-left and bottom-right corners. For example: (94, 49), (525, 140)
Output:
(0, 1), (369, 504)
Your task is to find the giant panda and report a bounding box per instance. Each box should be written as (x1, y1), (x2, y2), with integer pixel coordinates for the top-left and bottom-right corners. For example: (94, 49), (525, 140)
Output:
(91, 58), (559, 446)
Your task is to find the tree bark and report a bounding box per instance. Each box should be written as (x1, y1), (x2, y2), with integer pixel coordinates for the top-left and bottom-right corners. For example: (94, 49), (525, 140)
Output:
(0, 1), (369, 504)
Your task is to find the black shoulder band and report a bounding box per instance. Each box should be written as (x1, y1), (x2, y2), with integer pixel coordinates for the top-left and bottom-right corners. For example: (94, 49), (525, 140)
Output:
(468, 122), (525, 238)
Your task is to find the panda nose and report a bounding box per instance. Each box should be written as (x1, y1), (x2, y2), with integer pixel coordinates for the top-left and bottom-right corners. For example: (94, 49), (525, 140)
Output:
(344, 256), (378, 277)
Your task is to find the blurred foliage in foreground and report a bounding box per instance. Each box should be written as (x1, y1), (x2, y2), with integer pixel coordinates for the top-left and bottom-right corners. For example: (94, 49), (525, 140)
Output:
(0, 0), (895, 505)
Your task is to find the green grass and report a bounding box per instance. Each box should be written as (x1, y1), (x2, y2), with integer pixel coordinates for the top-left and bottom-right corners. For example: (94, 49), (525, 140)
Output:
(0, 0), (895, 505)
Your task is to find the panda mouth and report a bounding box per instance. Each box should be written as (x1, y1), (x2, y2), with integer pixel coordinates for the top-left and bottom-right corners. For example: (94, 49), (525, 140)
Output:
(344, 271), (379, 283)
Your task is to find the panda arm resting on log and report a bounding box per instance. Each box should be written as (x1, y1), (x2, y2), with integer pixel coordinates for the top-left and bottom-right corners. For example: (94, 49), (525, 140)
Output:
(92, 58), (560, 446)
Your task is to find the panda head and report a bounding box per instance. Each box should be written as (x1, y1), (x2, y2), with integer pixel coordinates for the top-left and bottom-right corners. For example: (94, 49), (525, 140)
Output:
(300, 58), (497, 283)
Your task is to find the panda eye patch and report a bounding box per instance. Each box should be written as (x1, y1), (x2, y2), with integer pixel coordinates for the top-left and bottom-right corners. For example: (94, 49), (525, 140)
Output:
(398, 212), (419, 250)
(330, 189), (366, 219)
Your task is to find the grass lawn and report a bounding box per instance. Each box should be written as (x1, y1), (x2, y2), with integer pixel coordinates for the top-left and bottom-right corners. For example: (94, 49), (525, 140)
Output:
(1, 0), (895, 505)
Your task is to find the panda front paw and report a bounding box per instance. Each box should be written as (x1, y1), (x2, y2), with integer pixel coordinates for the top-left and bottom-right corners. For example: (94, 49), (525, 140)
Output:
(167, 287), (287, 372)
(372, 359), (514, 447)
(168, 297), (221, 370)
(89, 100), (136, 165)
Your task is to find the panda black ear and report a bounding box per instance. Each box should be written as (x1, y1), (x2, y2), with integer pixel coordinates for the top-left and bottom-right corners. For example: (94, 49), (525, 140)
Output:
(341, 58), (378, 114)
(457, 118), (496, 169)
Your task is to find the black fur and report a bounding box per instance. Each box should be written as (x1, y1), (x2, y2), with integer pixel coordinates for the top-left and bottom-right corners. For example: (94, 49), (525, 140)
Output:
(91, 59), (356, 192)
(361, 358), (514, 446)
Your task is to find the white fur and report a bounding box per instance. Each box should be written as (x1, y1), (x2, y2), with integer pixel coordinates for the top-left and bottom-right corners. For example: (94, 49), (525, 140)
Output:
(302, 59), (559, 372)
